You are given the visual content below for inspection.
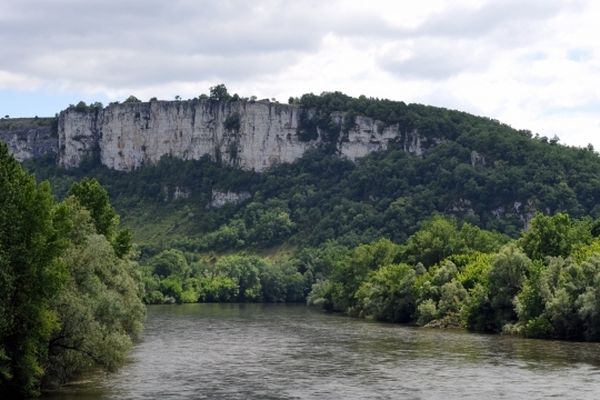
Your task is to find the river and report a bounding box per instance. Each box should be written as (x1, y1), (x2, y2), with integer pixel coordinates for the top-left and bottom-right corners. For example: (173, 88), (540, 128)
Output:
(44, 303), (600, 399)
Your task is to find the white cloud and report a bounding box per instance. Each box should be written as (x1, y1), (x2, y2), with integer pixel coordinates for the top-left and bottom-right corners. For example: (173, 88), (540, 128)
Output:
(1, 0), (600, 148)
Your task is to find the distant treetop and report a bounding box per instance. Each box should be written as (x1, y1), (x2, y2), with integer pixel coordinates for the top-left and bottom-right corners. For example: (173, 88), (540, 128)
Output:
(209, 84), (231, 101)
(124, 95), (141, 103)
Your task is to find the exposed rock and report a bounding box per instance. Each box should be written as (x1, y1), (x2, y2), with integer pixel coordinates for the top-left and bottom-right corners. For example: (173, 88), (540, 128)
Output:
(520, 199), (537, 229)
(209, 190), (251, 208)
(161, 185), (192, 202)
(55, 100), (428, 171)
(173, 186), (190, 200)
(0, 118), (57, 161)
(491, 200), (537, 229)
(449, 198), (472, 213)
(1, 100), (434, 172)
(58, 109), (101, 167)
(513, 201), (522, 213)
(470, 150), (486, 167)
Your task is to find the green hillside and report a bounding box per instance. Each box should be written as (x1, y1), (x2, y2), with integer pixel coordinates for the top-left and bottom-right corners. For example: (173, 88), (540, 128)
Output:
(21, 91), (600, 342)
(26, 92), (600, 252)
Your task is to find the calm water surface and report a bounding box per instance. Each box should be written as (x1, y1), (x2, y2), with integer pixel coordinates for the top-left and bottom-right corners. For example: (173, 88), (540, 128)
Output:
(45, 304), (600, 399)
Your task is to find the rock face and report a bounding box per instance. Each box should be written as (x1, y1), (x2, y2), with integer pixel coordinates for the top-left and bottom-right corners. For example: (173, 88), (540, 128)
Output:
(1, 100), (432, 172)
(0, 118), (57, 161)
(56, 100), (428, 171)
(209, 190), (252, 208)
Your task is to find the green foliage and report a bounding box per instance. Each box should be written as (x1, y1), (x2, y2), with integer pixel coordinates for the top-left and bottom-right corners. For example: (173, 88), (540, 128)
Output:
(401, 216), (508, 267)
(224, 113), (241, 132)
(199, 275), (238, 302)
(0, 143), (66, 395)
(304, 211), (600, 341)
(69, 178), (118, 239)
(356, 263), (417, 322)
(260, 261), (305, 303)
(486, 244), (532, 330)
(112, 229), (133, 258)
(209, 84), (231, 101)
(521, 213), (591, 260)
(297, 109), (319, 142)
(150, 249), (191, 278)
(0, 144), (143, 395)
(124, 95), (141, 103)
(45, 231), (144, 387)
(140, 252), (311, 305)
(70, 101), (102, 112)
(213, 255), (263, 301)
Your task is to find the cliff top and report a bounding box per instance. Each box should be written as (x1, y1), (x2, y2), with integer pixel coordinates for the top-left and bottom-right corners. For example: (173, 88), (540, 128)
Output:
(0, 117), (55, 131)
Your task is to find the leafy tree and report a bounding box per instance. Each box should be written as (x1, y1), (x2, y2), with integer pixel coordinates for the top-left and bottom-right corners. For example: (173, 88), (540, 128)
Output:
(356, 263), (417, 322)
(521, 213), (589, 260)
(149, 249), (191, 279)
(0, 151), (144, 394)
(72, 101), (88, 112)
(0, 143), (67, 396)
(124, 95), (141, 103)
(69, 178), (118, 239)
(45, 225), (144, 386)
(214, 255), (264, 301)
(487, 244), (532, 330)
(209, 84), (231, 101)
(199, 275), (238, 302)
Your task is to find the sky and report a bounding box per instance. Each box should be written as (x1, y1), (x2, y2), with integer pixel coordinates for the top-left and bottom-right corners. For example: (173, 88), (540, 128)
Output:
(1, 0), (599, 148)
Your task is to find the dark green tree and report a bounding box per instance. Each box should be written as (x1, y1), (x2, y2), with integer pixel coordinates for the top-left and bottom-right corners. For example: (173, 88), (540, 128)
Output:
(69, 178), (118, 238)
(209, 84), (231, 101)
(0, 143), (67, 396)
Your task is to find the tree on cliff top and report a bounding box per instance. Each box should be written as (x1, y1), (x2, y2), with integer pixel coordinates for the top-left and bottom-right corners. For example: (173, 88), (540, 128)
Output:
(209, 84), (231, 101)
(124, 95), (141, 103)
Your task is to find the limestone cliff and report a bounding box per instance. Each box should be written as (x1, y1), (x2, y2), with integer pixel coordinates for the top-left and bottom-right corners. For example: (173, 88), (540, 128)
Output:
(0, 118), (57, 161)
(0, 100), (430, 171)
(56, 99), (427, 171)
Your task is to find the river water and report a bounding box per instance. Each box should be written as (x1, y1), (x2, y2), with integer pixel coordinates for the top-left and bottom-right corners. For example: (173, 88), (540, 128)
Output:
(45, 303), (600, 399)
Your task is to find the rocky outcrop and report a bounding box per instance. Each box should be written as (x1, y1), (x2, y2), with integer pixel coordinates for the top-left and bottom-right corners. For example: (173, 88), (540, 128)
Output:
(209, 190), (252, 208)
(0, 118), (57, 161)
(58, 109), (101, 167)
(55, 99), (429, 171)
(1, 100), (433, 172)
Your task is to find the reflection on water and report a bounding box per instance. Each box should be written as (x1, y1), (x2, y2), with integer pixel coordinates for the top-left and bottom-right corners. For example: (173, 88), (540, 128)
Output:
(44, 304), (600, 399)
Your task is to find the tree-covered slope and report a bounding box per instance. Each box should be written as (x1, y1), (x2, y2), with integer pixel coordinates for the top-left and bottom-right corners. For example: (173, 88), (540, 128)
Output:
(25, 92), (600, 253)
(14, 91), (600, 344)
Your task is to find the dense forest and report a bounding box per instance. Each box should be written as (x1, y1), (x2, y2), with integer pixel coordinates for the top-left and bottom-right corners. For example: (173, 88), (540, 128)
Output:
(6, 90), (600, 394)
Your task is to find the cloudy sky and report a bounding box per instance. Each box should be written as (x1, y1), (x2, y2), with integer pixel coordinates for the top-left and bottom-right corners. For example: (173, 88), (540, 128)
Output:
(1, 0), (599, 148)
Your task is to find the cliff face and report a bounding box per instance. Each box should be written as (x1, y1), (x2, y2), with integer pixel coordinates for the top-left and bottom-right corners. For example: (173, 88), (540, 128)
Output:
(0, 118), (57, 161)
(0, 100), (430, 172)
(57, 100), (427, 171)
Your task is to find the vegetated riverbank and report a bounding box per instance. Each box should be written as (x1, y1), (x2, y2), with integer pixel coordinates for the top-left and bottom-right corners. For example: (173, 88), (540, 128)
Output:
(7, 88), (600, 398)
(0, 143), (144, 397)
(138, 211), (600, 343)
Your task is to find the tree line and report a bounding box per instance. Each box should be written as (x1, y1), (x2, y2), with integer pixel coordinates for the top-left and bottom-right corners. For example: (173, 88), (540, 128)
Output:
(0, 143), (144, 397)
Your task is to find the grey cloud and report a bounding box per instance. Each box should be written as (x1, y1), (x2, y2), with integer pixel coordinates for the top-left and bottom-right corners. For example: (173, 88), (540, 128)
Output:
(378, 40), (487, 81)
(376, 0), (586, 81)
(0, 0), (330, 88)
(412, 0), (584, 39)
(0, 0), (589, 91)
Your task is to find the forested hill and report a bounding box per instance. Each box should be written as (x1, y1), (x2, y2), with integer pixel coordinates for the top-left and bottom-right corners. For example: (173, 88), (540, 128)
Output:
(10, 90), (600, 349)
(18, 93), (600, 251)
(25, 91), (600, 252)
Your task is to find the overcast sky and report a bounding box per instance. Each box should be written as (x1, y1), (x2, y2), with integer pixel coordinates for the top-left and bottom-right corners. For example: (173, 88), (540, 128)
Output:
(1, 0), (599, 148)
